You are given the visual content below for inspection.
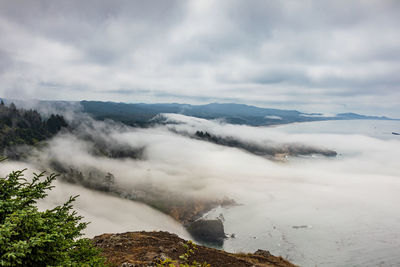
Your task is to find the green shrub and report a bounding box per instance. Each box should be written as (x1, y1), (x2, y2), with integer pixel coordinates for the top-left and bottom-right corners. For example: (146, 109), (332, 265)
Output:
(157, 240), (210, 267)
(0, 164), (106, 266)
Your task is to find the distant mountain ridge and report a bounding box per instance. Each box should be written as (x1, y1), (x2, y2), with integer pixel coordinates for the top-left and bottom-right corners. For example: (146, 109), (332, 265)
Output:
(1, 98), (395, 126)
(80, 100), (395, 126)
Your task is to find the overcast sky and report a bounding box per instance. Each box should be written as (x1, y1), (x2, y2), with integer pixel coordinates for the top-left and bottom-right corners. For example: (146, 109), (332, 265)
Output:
(0, 0), (399, 116)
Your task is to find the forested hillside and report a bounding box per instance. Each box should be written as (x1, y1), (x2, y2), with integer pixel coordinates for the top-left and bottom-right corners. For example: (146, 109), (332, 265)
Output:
(0, 100), (67, 153)
(80, 101), (394, 127)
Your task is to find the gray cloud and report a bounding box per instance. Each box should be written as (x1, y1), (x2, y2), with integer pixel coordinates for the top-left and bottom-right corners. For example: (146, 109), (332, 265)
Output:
(0, 0), (399, 116)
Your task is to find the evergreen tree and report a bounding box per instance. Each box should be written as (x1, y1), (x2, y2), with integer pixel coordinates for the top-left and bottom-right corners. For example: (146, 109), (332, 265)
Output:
(0, 165), (106, 266)
(0, 103), (68, 154)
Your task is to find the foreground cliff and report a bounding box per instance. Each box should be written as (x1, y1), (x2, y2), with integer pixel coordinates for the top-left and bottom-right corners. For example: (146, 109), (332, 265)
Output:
(92, 231), (297, 267)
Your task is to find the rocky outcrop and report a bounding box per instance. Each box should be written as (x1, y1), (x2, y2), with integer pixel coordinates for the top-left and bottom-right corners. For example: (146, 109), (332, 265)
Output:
(186, 219), (226, 245)
(92, 231), (297, 267)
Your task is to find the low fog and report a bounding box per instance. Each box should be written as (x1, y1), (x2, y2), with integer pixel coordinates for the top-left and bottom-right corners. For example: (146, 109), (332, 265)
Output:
(1, 110), (399, 266)
(0, 160), (190, 239)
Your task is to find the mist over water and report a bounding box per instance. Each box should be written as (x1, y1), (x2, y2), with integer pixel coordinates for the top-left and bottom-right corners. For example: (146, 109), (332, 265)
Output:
(204, 120), (400, 266)
(1, 111), (399, 266)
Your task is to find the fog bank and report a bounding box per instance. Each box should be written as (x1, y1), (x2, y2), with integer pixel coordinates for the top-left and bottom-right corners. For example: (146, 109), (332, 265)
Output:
(1, 113), (399, 265)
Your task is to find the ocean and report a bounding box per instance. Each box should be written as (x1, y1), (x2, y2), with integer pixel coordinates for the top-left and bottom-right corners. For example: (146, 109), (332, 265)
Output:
(209, 120), (400, 266)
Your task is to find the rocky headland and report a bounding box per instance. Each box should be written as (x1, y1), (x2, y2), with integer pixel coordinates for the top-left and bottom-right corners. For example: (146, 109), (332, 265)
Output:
(92, 231), (297, 267)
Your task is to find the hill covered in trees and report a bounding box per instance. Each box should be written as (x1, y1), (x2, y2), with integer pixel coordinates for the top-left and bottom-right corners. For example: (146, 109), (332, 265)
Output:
(0, 100), (67, 156)
(1, 99), (395, 128)
(193, 130), (337, 159)
(80, 101), (395, 127)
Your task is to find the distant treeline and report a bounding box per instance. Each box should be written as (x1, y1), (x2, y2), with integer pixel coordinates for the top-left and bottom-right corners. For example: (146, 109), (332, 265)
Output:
(194, 130), (337, 158)
(0, 100), (67, 152)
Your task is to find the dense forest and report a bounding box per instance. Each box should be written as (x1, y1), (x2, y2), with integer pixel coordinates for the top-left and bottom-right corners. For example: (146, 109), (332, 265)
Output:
(0, 100), (67, 155)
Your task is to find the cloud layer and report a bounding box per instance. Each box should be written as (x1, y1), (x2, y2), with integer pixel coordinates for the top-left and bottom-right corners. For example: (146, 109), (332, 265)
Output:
(0, 111), (399, 265)
(0, 107), (400, 266)
(0, 0), (399, 116)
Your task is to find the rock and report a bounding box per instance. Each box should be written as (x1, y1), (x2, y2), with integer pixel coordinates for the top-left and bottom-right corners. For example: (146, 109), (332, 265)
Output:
(254, 249), (272, 257)
(159, 253), (168, 261)
(144, 251), (159, 261)
(115, 242), (123, 249)
(93, 231), (297, 267)
(186, 219), (226, 245)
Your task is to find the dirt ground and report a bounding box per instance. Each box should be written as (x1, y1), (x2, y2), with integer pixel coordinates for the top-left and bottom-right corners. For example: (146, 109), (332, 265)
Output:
(92, 231), (297, 267)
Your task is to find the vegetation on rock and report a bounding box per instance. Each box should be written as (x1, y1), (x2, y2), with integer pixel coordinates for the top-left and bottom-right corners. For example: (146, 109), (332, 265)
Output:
(93, 231), (297, 267)
(157, 240), (210, 267)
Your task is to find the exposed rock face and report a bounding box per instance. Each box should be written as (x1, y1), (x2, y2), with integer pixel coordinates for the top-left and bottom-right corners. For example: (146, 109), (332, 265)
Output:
(255, 249), (273, 257)
(186, 219), (226, 245)
(92, 231), (297, 267)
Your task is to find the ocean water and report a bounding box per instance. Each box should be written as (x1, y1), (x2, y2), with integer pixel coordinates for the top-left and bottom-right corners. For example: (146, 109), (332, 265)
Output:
(207, 120), (400, 267)
(276, 119), (400, 140)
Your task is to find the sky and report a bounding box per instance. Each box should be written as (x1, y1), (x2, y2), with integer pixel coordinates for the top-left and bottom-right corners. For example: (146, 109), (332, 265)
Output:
(0, 0), (399, 117)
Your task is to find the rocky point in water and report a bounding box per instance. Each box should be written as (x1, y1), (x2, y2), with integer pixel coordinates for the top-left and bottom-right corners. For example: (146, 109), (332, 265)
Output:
(186, 219), (226, 246)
